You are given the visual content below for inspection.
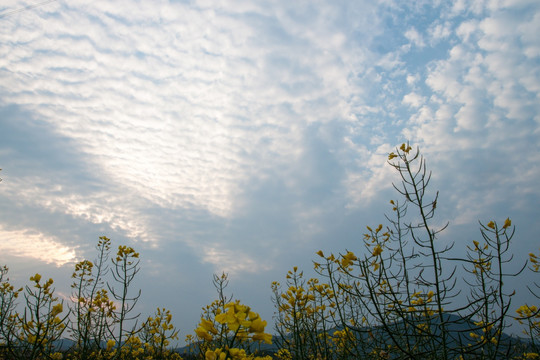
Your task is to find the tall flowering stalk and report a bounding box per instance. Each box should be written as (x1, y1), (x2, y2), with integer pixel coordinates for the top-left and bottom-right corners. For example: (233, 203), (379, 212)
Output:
(107, 245), (142, 355)
(70, 236), (113, 359)
(16, 274), (68, 359)
(516, 249), (540, 356)
(272, 267), (340, 360)
(140, 307), (180, 358)
(0, 266), (22, 359)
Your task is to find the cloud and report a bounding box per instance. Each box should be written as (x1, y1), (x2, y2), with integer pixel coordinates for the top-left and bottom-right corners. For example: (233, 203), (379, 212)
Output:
(428, 21), (452, 44)
(400, 0), (540, 227)
(0, 225), (78, 266)
(425, 2), (540, 130)
(198, 244), (272, 276)
(0, 0), (397, 279)
(0, 0), (385, 224)
(402, 92), (425, 108)
(404, 27), (425, 48)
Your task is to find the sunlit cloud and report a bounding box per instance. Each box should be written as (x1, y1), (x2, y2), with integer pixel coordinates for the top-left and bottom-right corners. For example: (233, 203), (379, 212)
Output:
(0, 175), (154, 242)
(0, 225), (78, 267)
(0, 0), (386, 222)
(198, 244), (272, 276)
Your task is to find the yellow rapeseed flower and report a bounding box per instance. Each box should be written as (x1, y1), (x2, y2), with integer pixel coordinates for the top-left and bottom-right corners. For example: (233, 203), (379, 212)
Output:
(51, 303), (63, 316)
(106, 339), (115, 351)
(249, 317), (267, 333)
(200, 318), (218, 334)
(400, 143), (412, 153)
(205, 349), (226, 360)
(252, 332), (272, 344)
(341, 251), (357, 267)
(195, 326), (213, 342)
(372, 245), (383, 257)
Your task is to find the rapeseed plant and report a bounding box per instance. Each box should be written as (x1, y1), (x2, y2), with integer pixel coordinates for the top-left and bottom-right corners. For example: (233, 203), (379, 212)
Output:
(187, 273), (272, 360)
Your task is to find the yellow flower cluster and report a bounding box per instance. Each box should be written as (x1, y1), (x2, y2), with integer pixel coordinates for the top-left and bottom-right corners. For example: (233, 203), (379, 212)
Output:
(275, 349), (292, 360)
(106, 339), (116, 351)
(530, 251), (540, 272)
(141, 307), (180, 358)
(468, 320), (499, 346)
(195, 318), (217, 341)
(372, 245), (383, 257)
(388, 143), (412, 160)
(30, 273), (54, 293)
(405, 291), (436, 316)
(0, 279), (21, 297)
(516, 305), (539, 321)
(486, 218), (511, 230)
(215, 302), (272, 344)
(194, 300), (272, 360)
(341, 251), (358, 268)
(89, 289), (116, 315)
(73, 259), (94, 276)
(331, 327), (353, 349)
(473, 257), (492, 274)
(278, 283), (318, 318)
(115, 245), (140, 264)
(205, 347), (271, 360)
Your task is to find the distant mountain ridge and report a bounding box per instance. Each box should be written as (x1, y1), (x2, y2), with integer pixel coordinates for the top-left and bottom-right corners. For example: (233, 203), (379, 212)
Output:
(49, 313), (533, 358)
(173, 313), (533, 357)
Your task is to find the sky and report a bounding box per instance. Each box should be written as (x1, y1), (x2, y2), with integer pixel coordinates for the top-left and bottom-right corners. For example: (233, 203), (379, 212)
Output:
(1, 0), (539, 345)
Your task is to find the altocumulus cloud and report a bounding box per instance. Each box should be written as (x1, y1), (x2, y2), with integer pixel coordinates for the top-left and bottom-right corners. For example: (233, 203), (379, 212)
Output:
(0, 0), (539, 338)
(0, 0), (385, 266)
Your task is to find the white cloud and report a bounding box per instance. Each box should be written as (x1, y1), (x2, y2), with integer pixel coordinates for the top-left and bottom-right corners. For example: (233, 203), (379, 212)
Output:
(0, 0), (395, 279)
(0, 176), (154, 242)
(451, 0), (487, 15)
(406, 0), (540, 222)
(406, 73), (420, 85)
(343, 144), (395, 207)
(404, 27), (425, 48)
(0, 225), (78, 267)
(428, 21), (452, 43)
(456, 20), (480, 42)
(519, 11), (540, 58)
(195, 243), (272, 276)
(0, 0), (388, 225)
(402, 92), (425, 108)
